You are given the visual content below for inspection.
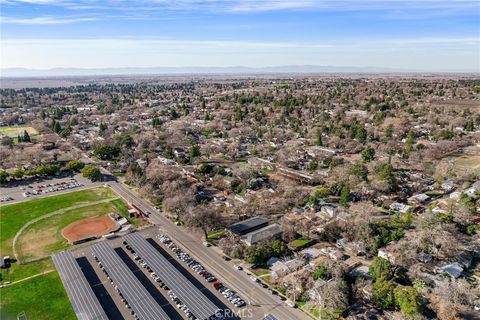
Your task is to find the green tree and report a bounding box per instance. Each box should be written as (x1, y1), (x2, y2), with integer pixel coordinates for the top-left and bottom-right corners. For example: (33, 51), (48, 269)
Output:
(465, 119), (474, 132)
(93, 144), (121, 160)
(385, 124), (394, 138)
(65, 160), (85, 172)
(361, 145), (375, 162)
(355, 124), (368, 144)
(373, 279), (397, 309)
(116, 133), (134, 148)
(313, 264), (330, 280)
(339, 184), (351, 207)
(307, 159), (318, 173)
(369, 257), (393, 281)
(378, 163), (397, 191)
(314, 127), (323, 146)
(394, 286), (424, 319)
(81, 166), (101, 181)
(349, 161), (368, 181)
(0, 170), (9, 183)
(190, 145), (201, 158)
(22, 130), (31, 142)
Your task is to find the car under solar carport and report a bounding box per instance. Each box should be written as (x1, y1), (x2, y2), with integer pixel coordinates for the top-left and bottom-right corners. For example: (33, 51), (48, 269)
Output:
(91, 241), (170, 320)
(124, 232), (224, 320)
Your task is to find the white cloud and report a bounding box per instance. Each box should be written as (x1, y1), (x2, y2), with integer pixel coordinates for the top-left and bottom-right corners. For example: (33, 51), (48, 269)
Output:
(0, 16), (97, 24)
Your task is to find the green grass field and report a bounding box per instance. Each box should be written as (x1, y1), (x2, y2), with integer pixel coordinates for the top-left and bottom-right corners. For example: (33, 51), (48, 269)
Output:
(0, 126), (38, 137)
(0, 269), (76, 320)
(288, 237), (312, 250)
(0, 187), (113, 257)
(0, 258), (53, 284)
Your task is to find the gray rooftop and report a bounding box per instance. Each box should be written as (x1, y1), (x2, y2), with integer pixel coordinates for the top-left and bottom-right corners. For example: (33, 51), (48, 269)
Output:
(241, 223), (282, 246)
(52, 250), (108, 320)
(227, 216), (270, 235)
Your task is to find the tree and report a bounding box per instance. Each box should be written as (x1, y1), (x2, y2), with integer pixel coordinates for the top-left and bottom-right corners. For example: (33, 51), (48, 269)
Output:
(22, 130), (31, 142)
(313, 264), (330, 281)
(369, 257), (393, 281)
(93, 144), (120, 160)
(355, 124), (368, 144)
(348, 162), (368, 182)
(65, 160), (85, 172)
(339, 184), (350, 207)
(307, 159), (318, 173)
(315, 127), (323, 146)
(373, 279), (397, 309)
(361, 145), (375, 162)
(81, 166), (101, 181)
(465, 119), (474, 132)
(185, 206), (221, 241)
(378, 163), (397, 191)
(0, 170), (9, 184)
(190, 145), (201, 158)
(394, 286), (424, 319)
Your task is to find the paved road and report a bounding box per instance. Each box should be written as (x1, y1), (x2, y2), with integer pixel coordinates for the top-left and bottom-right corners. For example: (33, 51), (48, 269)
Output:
(107, 180), (310, 320)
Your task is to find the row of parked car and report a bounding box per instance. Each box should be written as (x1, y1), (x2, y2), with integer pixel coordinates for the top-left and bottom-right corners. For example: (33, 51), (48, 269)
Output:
(124, 241), (200, 320)
(157, 234), (247, 308)
(92, 252), (141, 320)
(22, 179), (82, 197)
(0, 196), (13, 203)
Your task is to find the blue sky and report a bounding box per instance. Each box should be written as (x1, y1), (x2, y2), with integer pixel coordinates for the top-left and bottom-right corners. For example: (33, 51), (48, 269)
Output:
(1, 0), (479, 71)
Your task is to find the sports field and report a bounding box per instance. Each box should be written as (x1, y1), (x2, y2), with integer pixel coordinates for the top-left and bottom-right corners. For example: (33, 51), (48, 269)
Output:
(0, 125), (38, 137)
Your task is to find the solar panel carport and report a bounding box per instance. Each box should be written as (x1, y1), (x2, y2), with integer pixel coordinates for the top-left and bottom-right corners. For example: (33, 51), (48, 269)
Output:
(124, 232), (221, 320)
(91, 241), (170, 320)
(52, 250), (108, 320)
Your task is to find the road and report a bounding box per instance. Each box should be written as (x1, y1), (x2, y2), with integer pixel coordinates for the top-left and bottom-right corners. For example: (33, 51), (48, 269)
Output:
(107, 180), (311, 320)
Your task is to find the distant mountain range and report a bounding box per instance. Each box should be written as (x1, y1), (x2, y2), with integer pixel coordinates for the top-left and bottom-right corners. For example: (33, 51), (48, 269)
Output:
(1, 65), (475, 77)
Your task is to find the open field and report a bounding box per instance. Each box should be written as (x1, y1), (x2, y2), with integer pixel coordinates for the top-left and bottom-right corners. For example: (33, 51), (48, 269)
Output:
(0, 269), (75, 320)
(435, 154), (480, 177)
(0, 187), (114, 257)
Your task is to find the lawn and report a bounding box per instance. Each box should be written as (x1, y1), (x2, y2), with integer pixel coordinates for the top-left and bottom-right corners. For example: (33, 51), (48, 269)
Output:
(16, 201), (120, 262)
(207, 229), (226, 240)
(288, 237), (312, 250)
(0, 258), (53, 284)
(0, 269), (75, 320)
(0, 187), (113, 257)
(0, 126), (38, 137)
(252, 268), (271, 284)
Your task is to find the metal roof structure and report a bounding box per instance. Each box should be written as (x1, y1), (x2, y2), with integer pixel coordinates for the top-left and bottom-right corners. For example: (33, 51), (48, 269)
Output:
(52, 250), (108, 320)
(124, 232), (221, 320)
(226, 216), (270, 235)
(91, 241), (170, 320)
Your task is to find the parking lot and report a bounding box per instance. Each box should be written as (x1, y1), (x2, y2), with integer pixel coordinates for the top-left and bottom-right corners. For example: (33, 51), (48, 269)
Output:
(0, 172), (102, 204)
(54, 227), (251, 320)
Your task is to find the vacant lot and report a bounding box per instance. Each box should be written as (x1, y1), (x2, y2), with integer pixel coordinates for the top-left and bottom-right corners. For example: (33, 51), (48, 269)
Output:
(0, 187), (114, 257)
(0, 269), (75, 320)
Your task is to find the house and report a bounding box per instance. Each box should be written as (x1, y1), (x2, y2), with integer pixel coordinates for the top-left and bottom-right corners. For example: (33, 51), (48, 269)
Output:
(441, 180), (456, 192)
(407, 193), (431, 206)
(378, 249), (399, 264)
(266, 257), (282, 268)
(437, 262), (463, 278)
(389, 202), (412, 213)
(300, 248), (322, 261)
(241, 224), (282, 246)
(271, 258), (306, 279)
(226, 216), (270, 235)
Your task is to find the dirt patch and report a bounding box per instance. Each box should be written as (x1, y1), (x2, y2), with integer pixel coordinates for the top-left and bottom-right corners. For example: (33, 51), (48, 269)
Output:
(62, 215), (119, 244)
